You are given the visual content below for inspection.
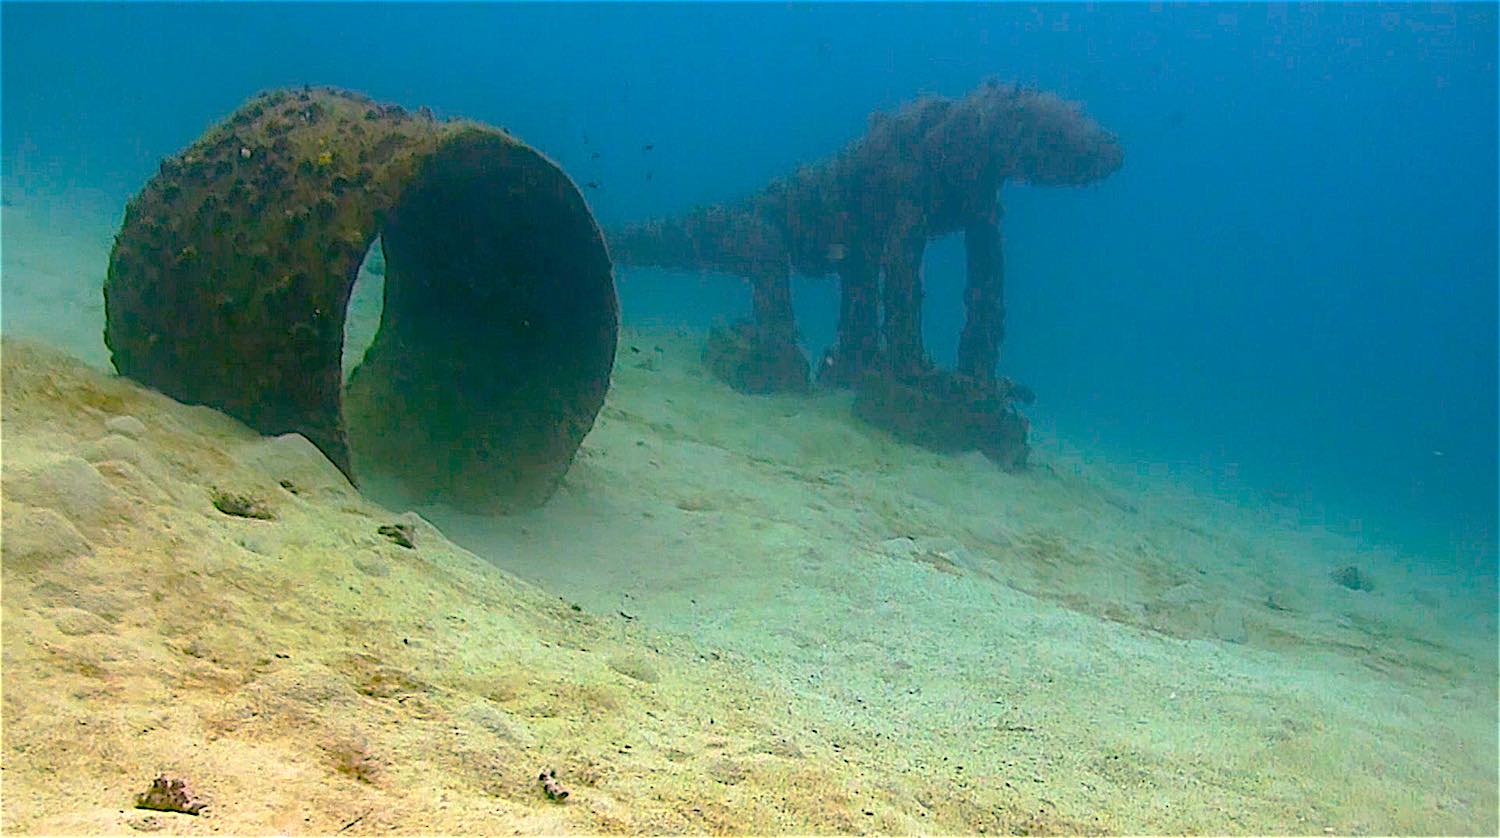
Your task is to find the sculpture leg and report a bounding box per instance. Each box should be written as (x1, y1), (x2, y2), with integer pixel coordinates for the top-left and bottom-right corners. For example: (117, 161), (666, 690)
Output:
(822, 244), (881, 386)
(857, 208), (1029, 471)
(957, 210), (1004, 381)
(881, 220), (929, 380)
(750, 261), (797, 346)
(704, 260), (810, 393)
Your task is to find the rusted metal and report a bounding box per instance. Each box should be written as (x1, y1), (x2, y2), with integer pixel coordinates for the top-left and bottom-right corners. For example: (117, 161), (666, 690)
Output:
(610, 80), (1122, 467)
(104, 87), (617, 512)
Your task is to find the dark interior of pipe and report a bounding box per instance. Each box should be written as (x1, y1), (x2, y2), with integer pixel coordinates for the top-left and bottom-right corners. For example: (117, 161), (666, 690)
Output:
(344, 133), (616, 511)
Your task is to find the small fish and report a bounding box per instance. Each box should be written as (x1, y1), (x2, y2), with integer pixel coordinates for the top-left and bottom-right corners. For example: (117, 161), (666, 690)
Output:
(646, 171), (653, 181)
(590, 151), (600, 160)
(584, 180), (600, 189)
(1433, 450), (1446, 457)
(642, 143), (654, 152)
(826, 242), (847, 261)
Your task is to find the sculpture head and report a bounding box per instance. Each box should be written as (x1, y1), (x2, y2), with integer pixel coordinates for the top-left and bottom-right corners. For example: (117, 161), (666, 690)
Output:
(968, 81), (1125, 187)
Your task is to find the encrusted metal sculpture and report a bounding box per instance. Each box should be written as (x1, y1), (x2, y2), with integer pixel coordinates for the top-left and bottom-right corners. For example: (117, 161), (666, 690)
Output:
(610, 80), (1122, 467)
(104, 87), (618, 512)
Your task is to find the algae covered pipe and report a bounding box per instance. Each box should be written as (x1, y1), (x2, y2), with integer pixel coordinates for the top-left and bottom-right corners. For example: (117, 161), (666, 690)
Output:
(104, 87), (619, 513)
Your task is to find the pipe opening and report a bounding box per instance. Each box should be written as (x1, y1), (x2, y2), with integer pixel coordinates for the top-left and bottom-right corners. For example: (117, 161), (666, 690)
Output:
(342, 235), (385, 384)
(344, 132), (617, 513)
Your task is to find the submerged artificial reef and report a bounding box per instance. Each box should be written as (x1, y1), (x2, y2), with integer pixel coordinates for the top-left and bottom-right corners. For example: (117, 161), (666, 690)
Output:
(610, 80), (1123, 468)
(103, 87), (619, 513)
(103, 81), (1119, 515)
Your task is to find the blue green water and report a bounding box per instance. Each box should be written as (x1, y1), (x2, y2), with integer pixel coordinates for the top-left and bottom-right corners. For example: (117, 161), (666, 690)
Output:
(3, 2), (1494, 586)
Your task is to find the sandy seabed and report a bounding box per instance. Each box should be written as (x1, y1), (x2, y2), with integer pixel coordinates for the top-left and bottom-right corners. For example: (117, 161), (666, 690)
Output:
(1, 194), (1496, 835)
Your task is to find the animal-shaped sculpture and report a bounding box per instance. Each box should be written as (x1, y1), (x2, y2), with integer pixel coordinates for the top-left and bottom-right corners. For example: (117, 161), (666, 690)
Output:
(610, 80), (1123, 395)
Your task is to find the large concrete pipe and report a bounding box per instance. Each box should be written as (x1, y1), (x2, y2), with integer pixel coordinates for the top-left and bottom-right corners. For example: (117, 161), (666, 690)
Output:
(104, 87), (618, 512)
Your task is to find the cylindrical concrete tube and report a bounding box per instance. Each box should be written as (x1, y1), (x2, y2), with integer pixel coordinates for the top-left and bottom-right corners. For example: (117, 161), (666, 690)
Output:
(104, 87), (618, 512)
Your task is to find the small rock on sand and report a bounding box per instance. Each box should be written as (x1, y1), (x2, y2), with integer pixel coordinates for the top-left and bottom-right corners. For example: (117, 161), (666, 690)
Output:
(2, 454), (129, 537)
(51, 606), (114, 636)
(1211, 604), (1250, 644)
(608, 654), (661, 683)
(0, 504), (94, 570)
(105, 415), (148, 438)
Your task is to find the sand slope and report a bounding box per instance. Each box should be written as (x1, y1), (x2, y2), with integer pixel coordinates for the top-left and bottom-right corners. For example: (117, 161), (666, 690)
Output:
(409, 328), (1499, 835)
(2, 339), (979, 834)
(1, 191), (1495, 834)
(2, 332), (1494, 834)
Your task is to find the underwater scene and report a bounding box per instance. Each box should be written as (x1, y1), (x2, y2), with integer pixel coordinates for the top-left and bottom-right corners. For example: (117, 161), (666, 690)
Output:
(1, 2), (1496, 835)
